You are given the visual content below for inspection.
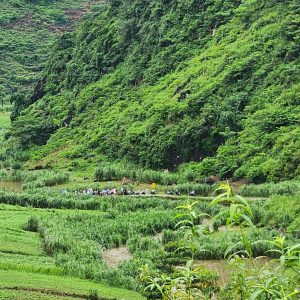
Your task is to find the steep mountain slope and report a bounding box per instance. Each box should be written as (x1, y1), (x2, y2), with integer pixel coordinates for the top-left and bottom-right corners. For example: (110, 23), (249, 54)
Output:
(11, 0), (300, 182)
(0, 0), (105, 116)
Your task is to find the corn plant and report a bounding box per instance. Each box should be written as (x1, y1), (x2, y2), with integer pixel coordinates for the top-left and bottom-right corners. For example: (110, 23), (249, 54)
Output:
(246, 269), (300, 300)
(139, 201), (216, 299)
(175, 201), (210, 259)
(209, 182), (254, 258)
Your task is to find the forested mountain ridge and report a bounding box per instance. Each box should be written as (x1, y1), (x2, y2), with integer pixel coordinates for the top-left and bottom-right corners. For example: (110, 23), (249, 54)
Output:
(0, 0), (105, 116)
(10, 0), (300, 183)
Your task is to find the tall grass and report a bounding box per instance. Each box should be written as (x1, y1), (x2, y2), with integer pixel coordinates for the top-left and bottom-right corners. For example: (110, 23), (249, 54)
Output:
(239, 181), (300, 197)
(95, 163), (179, 185)
(0, 190), (184, 211)
(261, 194), (300, 236)
(8, 170), (70, 189)
(28, 208), (178, 290)
(95, 163), (126, 181)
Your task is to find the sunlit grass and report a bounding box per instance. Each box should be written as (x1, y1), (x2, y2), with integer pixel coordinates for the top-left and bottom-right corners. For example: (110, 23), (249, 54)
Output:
(0, 269), (145, 300)
(0, 112), (10, 126)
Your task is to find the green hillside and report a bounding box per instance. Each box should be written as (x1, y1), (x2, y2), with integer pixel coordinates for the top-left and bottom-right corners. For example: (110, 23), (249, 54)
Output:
(1, 1), (300, 298)
(9, 0), (300, 182)
(0, 0), (104, 117)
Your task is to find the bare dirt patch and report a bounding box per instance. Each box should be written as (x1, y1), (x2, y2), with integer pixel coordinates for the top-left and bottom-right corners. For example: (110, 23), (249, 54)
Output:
(5, 1), (107, 33)
(102, 246), (133, 268)
(64, 1), (107, 22)
(194, 260), (228, 284)
(5, 14), (36, 29)
(202, 218), (211, 226)
(194, 257), (271, 285)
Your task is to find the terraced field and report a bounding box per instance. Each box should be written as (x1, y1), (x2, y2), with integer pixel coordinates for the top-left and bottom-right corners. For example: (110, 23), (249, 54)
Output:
(0, 204), (145, 299)
(0, 270), (144, 300)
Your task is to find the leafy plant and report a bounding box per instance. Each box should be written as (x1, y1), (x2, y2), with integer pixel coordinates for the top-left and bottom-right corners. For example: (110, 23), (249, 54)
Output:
(175, 201), (210, 259)
(209, 183), (253, 228)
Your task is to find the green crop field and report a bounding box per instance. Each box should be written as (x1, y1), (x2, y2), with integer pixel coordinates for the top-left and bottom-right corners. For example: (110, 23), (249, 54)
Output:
(0, 183), (299, 299)
(0, 204), (145, 299)
(0, 0), (299, 298)
(0, 270), (145, 300)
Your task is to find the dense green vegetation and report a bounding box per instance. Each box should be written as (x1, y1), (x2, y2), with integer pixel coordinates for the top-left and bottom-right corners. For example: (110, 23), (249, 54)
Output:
(239, 180), (300, 197)
(8, 0), (300, 183)
(0, 108), (11, 141)
(1, 0), (300, 299)
(138, 185), (300, 299)
(0, 0), (104, 116)
(0, 185), (299, 299)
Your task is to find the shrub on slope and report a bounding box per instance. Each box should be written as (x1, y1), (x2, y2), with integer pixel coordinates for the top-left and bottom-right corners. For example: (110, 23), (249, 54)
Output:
(10, 0), (300, 182)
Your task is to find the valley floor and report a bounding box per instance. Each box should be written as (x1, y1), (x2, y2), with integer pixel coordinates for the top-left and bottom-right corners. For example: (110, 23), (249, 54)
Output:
(0, 179), (299, 299)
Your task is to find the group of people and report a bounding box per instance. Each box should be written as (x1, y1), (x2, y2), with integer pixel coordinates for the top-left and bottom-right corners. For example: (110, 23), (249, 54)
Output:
(165, 190), (196, 196)
(74, 188), (118, 196)
(60, 187), (158, 196)
(166, 190), (181, 196)
(60, 187), (198, 196)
